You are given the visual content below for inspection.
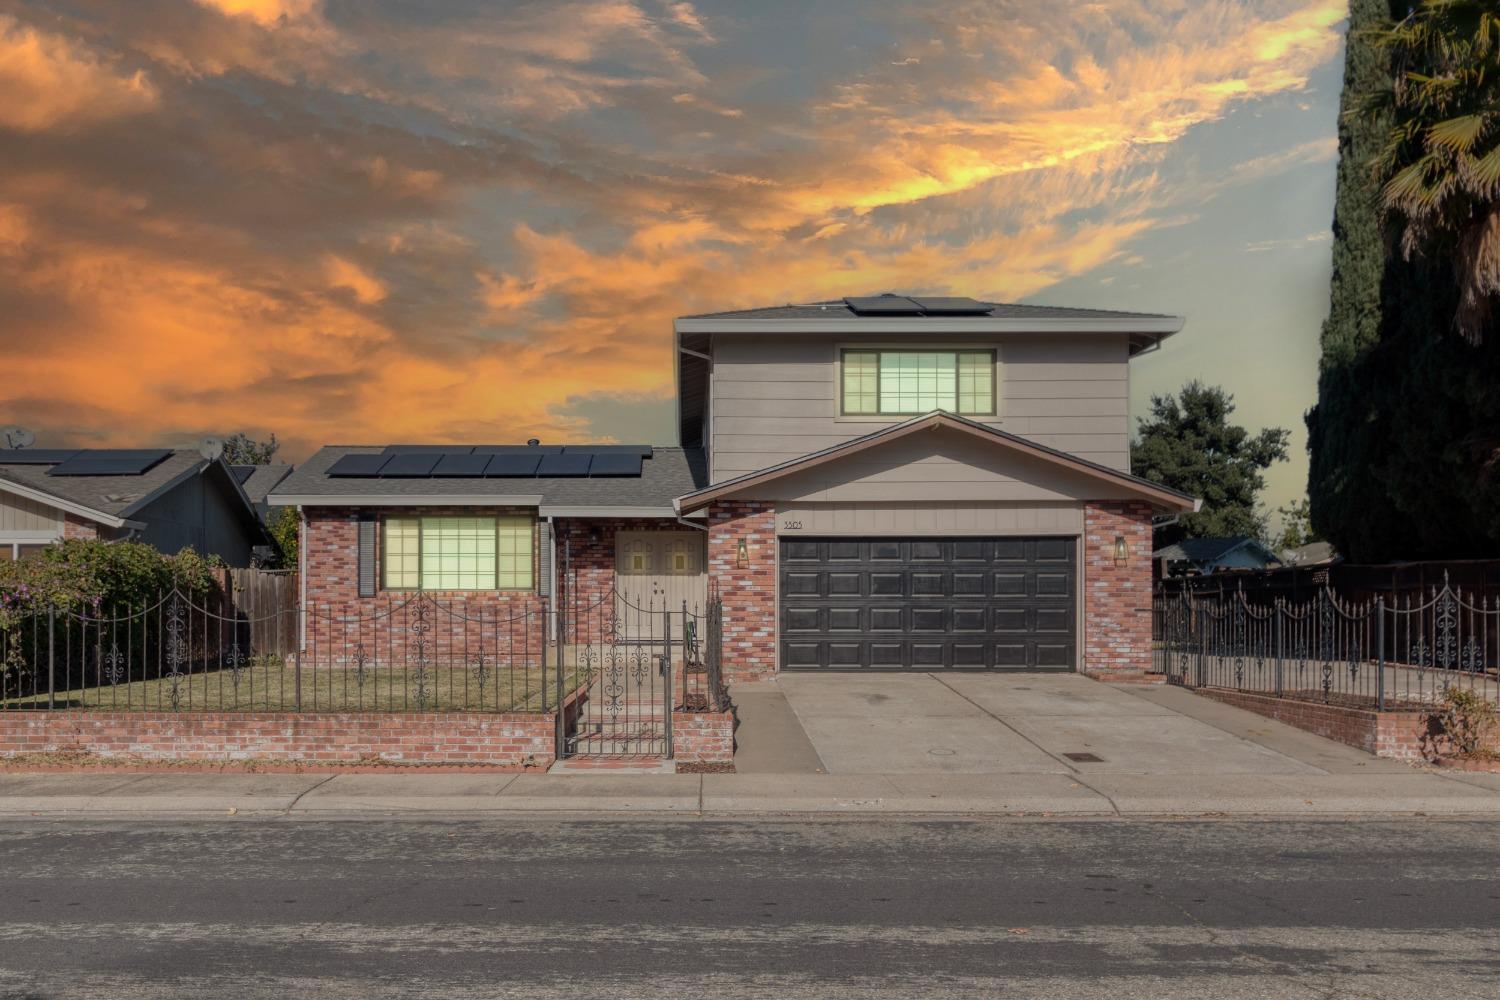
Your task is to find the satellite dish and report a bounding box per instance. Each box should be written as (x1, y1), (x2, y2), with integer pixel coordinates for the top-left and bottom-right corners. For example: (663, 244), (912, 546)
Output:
(198, 437), (225, 461)
(0, 427), (35, 450)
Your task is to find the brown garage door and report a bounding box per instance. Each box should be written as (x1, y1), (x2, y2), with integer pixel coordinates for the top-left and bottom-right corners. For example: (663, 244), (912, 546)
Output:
(779, 536), (1076, 671)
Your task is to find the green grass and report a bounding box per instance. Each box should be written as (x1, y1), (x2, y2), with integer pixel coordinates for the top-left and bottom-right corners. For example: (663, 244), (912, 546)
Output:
(1, 657), (582, 713)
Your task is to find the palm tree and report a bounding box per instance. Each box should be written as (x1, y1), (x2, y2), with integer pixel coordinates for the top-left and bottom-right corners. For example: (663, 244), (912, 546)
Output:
(1363, 0), (1500, 342)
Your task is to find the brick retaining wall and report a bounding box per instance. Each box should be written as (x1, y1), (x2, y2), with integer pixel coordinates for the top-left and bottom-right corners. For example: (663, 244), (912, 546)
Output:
(0, 711), (557, 768)
(1193, 689), (1432, 760)
(671, 709), (735, 763)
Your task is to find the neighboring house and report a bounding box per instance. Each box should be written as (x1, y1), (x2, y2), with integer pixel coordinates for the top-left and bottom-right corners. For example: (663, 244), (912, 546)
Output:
(1154, 536), (1282, 577)
(230, 463), (293, 523)
(271, 294), (1198, 682)
(0, 448), (274, 565)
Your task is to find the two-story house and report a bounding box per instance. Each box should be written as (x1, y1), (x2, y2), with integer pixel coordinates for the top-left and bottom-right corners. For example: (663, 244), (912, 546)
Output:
(271, 294), (1196, 684)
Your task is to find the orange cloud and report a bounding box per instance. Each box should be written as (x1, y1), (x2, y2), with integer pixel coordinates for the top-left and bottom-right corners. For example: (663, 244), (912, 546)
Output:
(0, 14), (157, 131)
(193, 0), (322, 25)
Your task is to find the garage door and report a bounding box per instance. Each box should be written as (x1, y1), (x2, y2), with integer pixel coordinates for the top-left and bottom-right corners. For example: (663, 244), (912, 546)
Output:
(779, 537), (1076, 671)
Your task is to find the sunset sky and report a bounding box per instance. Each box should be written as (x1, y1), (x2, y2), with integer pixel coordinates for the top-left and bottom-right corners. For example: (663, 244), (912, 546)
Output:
(0, 0), (1347, 514)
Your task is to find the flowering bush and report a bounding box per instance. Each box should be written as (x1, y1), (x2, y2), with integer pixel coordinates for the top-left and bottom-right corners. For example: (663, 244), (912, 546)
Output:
(0, 540), (221, 629)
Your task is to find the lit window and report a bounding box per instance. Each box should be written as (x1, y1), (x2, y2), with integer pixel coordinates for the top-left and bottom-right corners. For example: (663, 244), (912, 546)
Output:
(382, 515), (533, 591)
(842, 350), (995, 415)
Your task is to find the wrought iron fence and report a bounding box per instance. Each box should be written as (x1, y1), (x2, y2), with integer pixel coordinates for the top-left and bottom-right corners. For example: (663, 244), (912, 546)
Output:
(552, 584), (728, 758)
(1152, 575), (1500, 710)
(0, 589), (560, 713)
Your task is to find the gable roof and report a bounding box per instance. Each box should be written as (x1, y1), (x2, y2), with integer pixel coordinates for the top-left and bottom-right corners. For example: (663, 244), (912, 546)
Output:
(1154, 536), (1279, 565)
(270, 446), (707, 515)
(674, 412), (1199, 515)
(0, 451), (273, 541)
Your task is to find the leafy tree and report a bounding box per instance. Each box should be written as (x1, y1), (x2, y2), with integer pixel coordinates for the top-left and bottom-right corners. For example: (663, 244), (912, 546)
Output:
(1273, 499), (1322, 552)
(267, 506), (299, 569)
(1364, 0), (1500, 341)
(1308, 0), (1500, 562)
(221, 432), (279, 465)
(1130, 382), (1290, 547)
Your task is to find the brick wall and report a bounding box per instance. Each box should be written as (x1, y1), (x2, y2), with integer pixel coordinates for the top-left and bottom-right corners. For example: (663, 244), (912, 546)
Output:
(553, 516), (698, 642)
(62, 515), (98, 540)
(671, 709), (735, 762)
(708, 501), (776, 684)
(0, 711), (557, 767)
(1082, 501), (1155, 681)
(1194, 689), (1436, 760)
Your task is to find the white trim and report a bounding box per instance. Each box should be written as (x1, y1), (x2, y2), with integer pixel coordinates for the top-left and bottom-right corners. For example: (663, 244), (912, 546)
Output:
(538, 505), (678, 518)
(269, 493), (544, 507)
(0, 530), (62, 541)
(0, 477), (126, 528)
(675, 316), (1184, 335)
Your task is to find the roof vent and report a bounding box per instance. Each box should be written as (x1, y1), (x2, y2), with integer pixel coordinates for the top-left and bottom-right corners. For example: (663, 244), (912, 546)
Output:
(527, 438), (540, 447)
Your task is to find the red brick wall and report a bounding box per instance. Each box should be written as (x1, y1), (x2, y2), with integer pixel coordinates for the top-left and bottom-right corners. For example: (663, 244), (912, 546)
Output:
(0, 711), (557, 767)
(1082, 501), (1154, 680)
(1193, 689), (1436, 760)
(708, 501), (776, 684)
(671, 709), (735, 762)
(553, 517), (698, 642)
(62, 515), (98, 541)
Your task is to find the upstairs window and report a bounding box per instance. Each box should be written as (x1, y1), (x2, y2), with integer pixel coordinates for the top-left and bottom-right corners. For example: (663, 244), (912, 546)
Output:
(841, 349), (995, 415)
(382, 515), (533, 591)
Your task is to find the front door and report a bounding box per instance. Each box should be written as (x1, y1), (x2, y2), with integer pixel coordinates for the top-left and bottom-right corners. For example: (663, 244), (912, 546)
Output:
(615, 531), (708, 638)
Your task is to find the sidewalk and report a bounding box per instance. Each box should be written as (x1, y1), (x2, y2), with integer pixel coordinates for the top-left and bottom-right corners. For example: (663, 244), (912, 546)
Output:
(2, 766), (1498, 818)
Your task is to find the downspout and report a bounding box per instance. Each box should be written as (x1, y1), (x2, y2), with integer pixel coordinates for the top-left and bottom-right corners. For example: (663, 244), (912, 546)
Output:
(297, 505), (307, 655)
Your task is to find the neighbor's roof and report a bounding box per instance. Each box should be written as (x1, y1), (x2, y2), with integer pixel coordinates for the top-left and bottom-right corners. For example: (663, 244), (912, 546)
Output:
(1154, 536), (1279, 564)
(270, 446), (708, 514)
(675, 411), (1199, 515)
(230, 463), (293, 506)
(0, 450), (264, 530)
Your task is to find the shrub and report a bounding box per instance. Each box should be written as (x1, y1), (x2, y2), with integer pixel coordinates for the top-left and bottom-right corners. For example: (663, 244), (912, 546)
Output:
(0, 540), (221, 628)
(1432, 688), (1498, 759)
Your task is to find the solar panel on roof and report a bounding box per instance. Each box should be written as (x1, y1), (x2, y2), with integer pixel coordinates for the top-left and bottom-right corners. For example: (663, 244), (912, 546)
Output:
(587, 453), (644, 477)
(431, 453), (490, 477)
(379, 453), (441, 477)
(909, 296), (993, 315)
(47, 450), (171, 477)
(383, 445), (472, 454)
(844, 295), (923, 315)
(326, 454), (387, 477)
(484, 453), (543, 477)
(536, 452), (591, 477)
(0, 449), (81, 465)
(473, 445), (565, 455)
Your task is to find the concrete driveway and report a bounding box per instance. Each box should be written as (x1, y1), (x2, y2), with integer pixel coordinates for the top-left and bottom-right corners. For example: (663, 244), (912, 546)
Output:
(737, 672), (1406, 777)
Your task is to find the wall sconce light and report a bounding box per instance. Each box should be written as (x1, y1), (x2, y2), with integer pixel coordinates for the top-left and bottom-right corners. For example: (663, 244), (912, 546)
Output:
(588, 528), (601, 545)
(1113, 535), (1129, 567)
(736, 538), (749, 568)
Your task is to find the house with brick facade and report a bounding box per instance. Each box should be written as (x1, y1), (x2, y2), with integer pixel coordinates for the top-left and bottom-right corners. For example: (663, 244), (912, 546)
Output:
(269, 294), (1196, 687)
(0, 448), (276, 565)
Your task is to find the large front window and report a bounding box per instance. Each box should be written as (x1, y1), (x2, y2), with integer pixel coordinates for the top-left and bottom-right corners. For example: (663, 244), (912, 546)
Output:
(842, 349), (995, 415)
(382, 515), (533, 591)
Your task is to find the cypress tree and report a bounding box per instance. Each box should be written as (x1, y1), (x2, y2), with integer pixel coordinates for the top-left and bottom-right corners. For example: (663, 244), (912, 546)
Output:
(1307, 0), (1500, 561)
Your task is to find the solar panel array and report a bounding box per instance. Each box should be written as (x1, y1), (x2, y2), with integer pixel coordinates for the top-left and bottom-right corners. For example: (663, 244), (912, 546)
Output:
(844, 294), (993, 316)
(46, 450), (172, 477)
(327, 445), (654, 479)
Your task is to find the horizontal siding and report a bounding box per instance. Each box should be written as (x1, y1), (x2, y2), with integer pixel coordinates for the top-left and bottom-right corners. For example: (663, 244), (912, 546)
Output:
(776, 502), (1084, 536)
(0, 491), (63, 534)
(711, 333), (1132, 482)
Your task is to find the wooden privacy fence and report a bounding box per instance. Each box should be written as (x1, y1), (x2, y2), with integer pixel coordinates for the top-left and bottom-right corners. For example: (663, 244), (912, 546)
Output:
(220, 568), (297, 659)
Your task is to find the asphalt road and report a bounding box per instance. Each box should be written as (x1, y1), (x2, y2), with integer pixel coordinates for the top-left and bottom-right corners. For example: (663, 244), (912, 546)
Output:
(0, 818), (1497, 998)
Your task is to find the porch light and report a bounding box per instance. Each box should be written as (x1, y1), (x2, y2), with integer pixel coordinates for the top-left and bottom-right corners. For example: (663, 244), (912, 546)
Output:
(736, 538), (749, 568)
(1113, 535), (1129, 567)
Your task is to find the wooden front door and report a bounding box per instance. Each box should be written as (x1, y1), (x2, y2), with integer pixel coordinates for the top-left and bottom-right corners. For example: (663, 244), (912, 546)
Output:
(615, 531), (708, 637)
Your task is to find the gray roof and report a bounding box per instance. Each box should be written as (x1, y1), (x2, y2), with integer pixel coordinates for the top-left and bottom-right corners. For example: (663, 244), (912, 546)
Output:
(1154, 537), (1279, 564)
(679, 298), (1178, 322)
(0, 450), (206, 521)
(270, 446), (708, 511)
(233, 464), (293, 506)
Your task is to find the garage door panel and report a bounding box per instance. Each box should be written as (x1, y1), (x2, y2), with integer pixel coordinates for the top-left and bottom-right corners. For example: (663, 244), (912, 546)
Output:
(780, 536), (1075, 672)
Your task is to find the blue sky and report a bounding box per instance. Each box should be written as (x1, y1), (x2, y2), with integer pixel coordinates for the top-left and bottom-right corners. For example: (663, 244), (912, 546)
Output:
(0, 0), (1347, 517)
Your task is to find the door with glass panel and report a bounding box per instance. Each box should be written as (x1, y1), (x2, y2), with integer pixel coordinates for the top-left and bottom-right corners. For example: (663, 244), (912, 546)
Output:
(614, 531), (708, 639)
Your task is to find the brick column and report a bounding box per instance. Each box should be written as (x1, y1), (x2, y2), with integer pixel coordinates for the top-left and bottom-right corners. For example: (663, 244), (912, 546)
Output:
(708, 501), (776, 684)
(1082, 500), (1155, 682)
